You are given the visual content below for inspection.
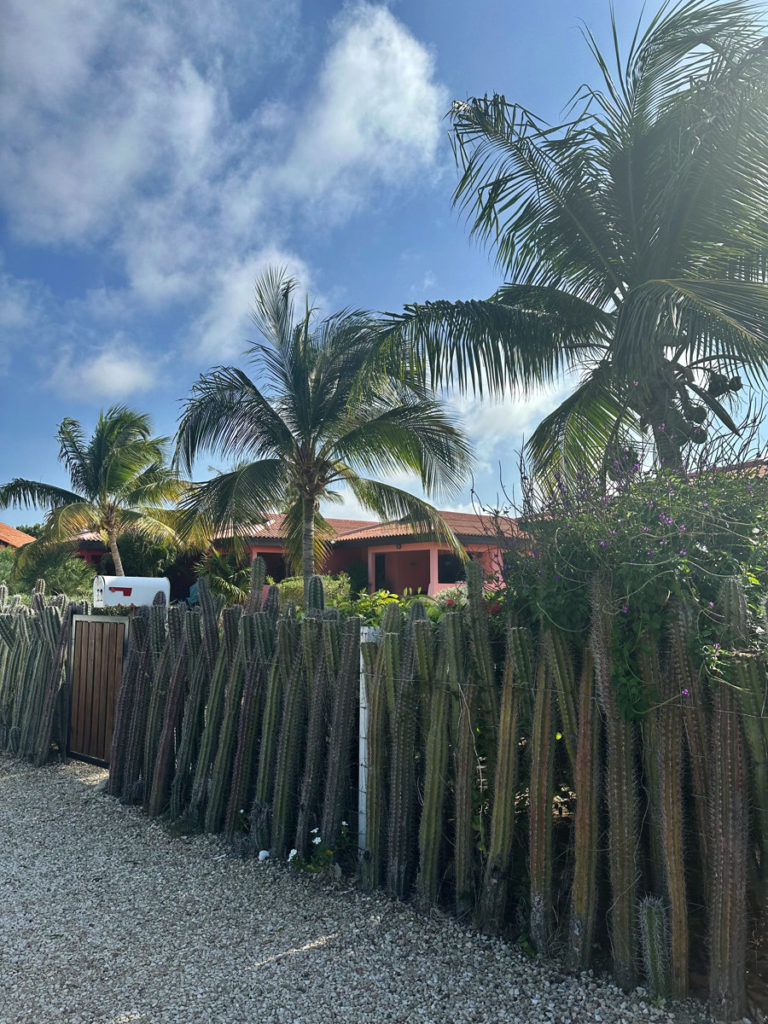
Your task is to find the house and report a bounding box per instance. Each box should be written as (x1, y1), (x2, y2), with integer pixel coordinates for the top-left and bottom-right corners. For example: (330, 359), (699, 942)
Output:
(238, 510), (518, 596)
(73, 509), (518, 597)
(0, 521), (36, 549)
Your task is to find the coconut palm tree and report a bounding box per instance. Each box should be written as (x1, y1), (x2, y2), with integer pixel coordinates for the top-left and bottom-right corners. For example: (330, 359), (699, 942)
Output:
(0, 407), (188, 576)
(176, 268), (473, 591)
(387, 0), (768, 482)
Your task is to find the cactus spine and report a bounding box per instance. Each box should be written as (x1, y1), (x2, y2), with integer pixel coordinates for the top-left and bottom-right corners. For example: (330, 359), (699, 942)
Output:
(416, 618), (448, 904)
(547, 628), (578, 771)
(477, 626), (531, 932)
(294, 618), (329, 854)
(244, 556), (267, 613)
(639, 896), (671, 998)
(731, 653), (768, 889)
(321, 617), (361, 851)
(592, 579), (637, 990)
(568, 646), (599, 970)
(362, 624), (390, 890)
(709, 683), (748, 1021)
(306, 575), (325, 612)
(529, 642), (554, 953)
(271, 644), (308, 858)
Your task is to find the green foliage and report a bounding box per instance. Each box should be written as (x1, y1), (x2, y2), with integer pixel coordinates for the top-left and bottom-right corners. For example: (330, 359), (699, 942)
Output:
(10, 541), (93, 597)
(276, 574), (350, 611)
(195, 548), (251, 605)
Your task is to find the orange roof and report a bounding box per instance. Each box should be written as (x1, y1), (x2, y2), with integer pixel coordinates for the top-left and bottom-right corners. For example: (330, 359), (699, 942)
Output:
(334, 510), (520, 543)
(217, 515), (378, 541)
(0, 522), (36, 548)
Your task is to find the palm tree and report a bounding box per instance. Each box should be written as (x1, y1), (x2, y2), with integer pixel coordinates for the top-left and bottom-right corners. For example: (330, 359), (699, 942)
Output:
(388, 0), (768, 482)
(176, 268), (473, 591)
(0, 406), (188, 576)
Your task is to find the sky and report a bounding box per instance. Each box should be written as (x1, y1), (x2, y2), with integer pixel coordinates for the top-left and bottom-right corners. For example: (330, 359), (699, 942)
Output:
(1, 0), (665, 528)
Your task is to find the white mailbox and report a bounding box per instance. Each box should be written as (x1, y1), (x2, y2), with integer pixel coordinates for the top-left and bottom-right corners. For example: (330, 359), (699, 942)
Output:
(93, 576), (171, 608)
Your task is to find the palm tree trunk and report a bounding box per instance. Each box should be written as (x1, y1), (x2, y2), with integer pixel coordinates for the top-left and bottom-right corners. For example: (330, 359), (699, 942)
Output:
(108, 532), (125, 577)
(302, 497), (315, 597)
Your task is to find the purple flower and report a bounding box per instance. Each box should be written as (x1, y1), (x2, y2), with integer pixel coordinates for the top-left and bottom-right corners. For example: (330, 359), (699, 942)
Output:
(633, 380), (639, 386)
(682, 688), (690, 697)
(621, 604), (628, 614)
(599, 540), (607, 548)
(643, 526), (649, 532)
(680, 524), (686, 532)
(610, 529), (616, 535)
(680, 550), (686, 557)
(659, 423), (666, 432)
(709, 602), (714, 609)
(713, 643), (720, 651)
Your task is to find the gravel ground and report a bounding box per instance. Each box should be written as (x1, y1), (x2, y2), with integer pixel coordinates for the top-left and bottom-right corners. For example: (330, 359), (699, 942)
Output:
(0, 756), (712, 1024)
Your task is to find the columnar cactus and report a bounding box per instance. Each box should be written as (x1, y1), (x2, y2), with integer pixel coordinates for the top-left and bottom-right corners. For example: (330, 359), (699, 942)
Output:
(121, 600), (163, 803)
(529, 643), (554, 954)
(271, 647), (308, 858)
(731, 653), (768, 890)
(187, 606), (242, 823)
(592, 578), (637, 990)
(477, 626), (532, 933)
(639, 896), (671, 998)
(454, 676), (477, 919)
(709, 684), (748, 1021)
(224, 614), (271, 836)
(107, 611), (148, 797)
(204, 615), (251, 833)
(306, 575), (325, 613)
(251, 616), (298, 849)
(294, 617), (328, 855)
(546, 628), (578, 771)
(244, 556), (267, 613)
(465, 560), (498, 782)
(416, 617), (448, 904)
(321, 616), (361, 851)
(148, 611), (197, 818)
(362, 624), (390, 890)
(568, 647), (599, 970)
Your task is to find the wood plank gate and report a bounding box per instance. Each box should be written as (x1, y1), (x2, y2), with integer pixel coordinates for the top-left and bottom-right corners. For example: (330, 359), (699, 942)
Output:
(70, 615), (128, 764)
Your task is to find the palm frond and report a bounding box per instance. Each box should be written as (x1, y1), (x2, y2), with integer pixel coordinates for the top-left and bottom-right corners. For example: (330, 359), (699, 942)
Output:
(344, 475), (463, 555)
(0, 479), (84, 511)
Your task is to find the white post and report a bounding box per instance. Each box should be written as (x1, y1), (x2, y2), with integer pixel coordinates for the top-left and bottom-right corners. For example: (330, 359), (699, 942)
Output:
(358, 625), (380, 858)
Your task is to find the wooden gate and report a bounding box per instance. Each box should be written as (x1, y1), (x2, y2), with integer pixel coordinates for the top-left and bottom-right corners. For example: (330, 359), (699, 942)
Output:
(70, 615), (128, 764)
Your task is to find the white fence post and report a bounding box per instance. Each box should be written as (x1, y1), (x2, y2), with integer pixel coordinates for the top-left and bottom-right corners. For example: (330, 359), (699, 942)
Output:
(358, 625), (380, 858)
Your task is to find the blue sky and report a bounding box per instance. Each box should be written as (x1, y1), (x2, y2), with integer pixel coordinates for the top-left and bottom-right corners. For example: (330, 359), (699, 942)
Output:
(1, 0), (662, 528)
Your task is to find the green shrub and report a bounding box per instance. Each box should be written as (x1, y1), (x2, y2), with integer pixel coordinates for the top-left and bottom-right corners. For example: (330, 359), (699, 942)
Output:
(276, 574), (351, 610)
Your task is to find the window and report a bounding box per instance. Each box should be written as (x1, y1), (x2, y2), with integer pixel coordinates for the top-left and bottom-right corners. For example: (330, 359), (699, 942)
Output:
(438, 552), (465, 584)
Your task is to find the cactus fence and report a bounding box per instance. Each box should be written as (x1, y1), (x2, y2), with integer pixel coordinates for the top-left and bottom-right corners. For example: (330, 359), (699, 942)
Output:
(1, 560), (766, 1021)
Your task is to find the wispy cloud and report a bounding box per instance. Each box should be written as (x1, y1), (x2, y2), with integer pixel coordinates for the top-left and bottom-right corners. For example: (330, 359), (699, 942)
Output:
(0, 1), (447, 379)
(46, 338), (159, 401)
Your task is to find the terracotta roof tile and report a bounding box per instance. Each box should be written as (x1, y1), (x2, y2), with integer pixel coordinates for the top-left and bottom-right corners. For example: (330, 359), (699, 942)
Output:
(334, 510), (520, 542)
(0, 522), (36, 548)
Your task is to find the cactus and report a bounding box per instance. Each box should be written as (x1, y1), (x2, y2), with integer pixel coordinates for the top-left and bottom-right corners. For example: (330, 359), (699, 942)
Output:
(477, 626), (532, 932)
(464, 560), (498, 785)
(204, 615), (250, 833)
(169, 642), (212, 820)
(147, 611), (197, 817)
(670, 605), (710, 886)
(142, 607), (178, 809)
(33, 602), (77, 766)
(244, 556), (267, 613)
(271, 645), (308, 858)
(321, 616), (361, 851)
(224, 614), (271, 837)
(251, 616), (298, 849)
(362, 627), (389, 890)
(568, 647), (599, 970)
(529, 642), (554, 954)
(719, 576), (749, 647)
(454, 677), (477, 919)
(731, 653), (768, 888)
(546, 628), (578, 771)
(709, 684), (748, 1021)
(262, 583), (280, 625)
(294, 618), (329, 855)
(306, 575), (325, 613)
(416, 618), (449, 904)
(639, 897), (671, 998)
(121, 603), (159, 803)
(107, 612), (148, 797)
(592, 579), (637, 990)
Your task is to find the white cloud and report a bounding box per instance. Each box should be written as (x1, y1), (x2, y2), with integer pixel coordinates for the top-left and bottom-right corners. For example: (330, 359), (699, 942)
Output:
(190, 249), (314, 360)
(0, 1), (449, 384)
(46, 339), (158, 401)
(282, 3), (448, 212)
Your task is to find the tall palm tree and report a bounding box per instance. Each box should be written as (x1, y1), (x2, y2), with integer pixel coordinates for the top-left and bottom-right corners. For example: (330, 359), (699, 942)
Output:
(176, 268), (473, 590)
(0, 407), (188, 576)
(388, 0), (768, 482)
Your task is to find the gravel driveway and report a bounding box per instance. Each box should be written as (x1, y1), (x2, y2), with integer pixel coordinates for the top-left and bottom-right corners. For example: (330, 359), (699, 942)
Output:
(0, 757), (710, 1024)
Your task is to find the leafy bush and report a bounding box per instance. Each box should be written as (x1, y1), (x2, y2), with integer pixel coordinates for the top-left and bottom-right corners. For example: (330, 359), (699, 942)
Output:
(276, 574), (351, 610)
(11, 540), (94, 597)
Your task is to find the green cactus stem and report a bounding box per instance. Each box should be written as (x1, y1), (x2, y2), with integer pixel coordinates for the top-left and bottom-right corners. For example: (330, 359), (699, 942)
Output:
(294, 618), (329, 855)
(477, 626), (531, 933)
(546, 628), (578, 771)
(361, 628), (388, 891)
(107, 612), (148, 797)
(529, 642), (554, 954)
(465, 560), (498, 785)
(271, 642), (308, 858)
(307, 575), (325, 613)
(708, 684), (748, 1021)
(568, 647), (599, 970)
(639, 896), (671, 998)
(731, 653), (768, 889)
(416, 618), (448, 904)
(592, 579), (637, 991)
(321, 616), (361, 852)
(454, 676), (477, 919)
(245, 556), (267, 613)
